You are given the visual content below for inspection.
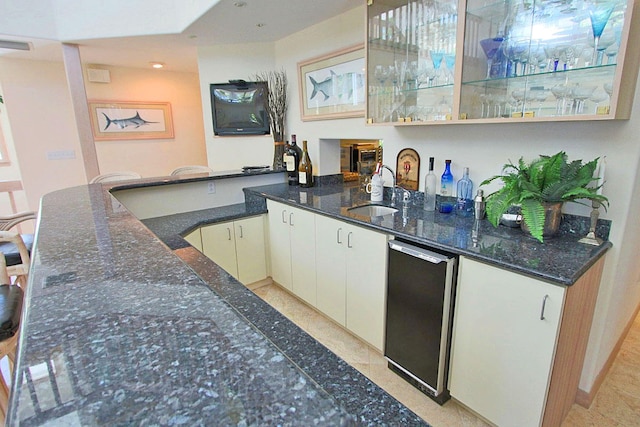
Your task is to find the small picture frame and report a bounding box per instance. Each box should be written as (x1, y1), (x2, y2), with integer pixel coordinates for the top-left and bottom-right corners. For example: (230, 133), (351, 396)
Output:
(396, 148), (420, 191)
(88, 100), (174, 141)
(297, 44), (365, 121)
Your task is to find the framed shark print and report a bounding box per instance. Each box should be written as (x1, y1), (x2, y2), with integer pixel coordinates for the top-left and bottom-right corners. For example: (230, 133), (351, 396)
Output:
(88, 101), (174, 141)
(297, 44), (365, 121)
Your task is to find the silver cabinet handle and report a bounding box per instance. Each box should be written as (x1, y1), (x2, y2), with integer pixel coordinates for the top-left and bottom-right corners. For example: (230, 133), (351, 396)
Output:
(226, 227), (232, 241)
(540, 294), (549, 320)
(289, 212), (294, 226)
(347, 231), (353, 248)
(238, 225), (243, 238)
(337, 228), (342, 244)
(281, 210), (287, 223)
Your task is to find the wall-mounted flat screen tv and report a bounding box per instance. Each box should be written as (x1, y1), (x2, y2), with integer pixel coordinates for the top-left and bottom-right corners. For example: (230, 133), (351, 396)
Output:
(210, 81), (270, 136)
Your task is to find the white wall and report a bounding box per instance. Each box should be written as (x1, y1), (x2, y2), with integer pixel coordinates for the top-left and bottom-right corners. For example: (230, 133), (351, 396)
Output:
(196, 5), (640, 394)
(197, 43), (277, 171)
(0, 58), (86, 212)
(85, 65), (207, 178)
(0, 56), (208, 211)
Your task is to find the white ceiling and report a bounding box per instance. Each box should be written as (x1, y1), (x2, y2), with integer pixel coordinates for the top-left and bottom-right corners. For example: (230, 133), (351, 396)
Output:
(0, 0), (362, 73)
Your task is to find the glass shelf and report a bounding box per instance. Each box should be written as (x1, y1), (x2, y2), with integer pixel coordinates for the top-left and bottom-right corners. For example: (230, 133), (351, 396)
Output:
(366, 0), (633, 124)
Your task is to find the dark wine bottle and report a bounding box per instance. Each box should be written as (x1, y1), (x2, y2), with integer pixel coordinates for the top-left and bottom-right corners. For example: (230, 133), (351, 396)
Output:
(284, 134), (302, 185)
(298, 140), (313, 188)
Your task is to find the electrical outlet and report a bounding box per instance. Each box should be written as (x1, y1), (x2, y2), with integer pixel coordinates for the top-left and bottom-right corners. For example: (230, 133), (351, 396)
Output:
(207, 182), (216, 194)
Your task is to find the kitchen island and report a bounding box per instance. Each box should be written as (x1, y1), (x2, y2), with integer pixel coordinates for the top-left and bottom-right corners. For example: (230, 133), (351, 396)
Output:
(6, 177), (427, 426)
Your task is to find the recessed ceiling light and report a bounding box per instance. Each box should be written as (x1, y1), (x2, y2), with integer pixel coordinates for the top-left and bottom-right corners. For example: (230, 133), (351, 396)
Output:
(234, 1), (247, 7)
(256, 23), (265, 28)
(150, 62), (164, 69)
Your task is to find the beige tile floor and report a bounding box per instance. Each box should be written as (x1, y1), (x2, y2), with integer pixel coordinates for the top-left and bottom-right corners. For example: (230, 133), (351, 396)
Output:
(252, 282), (640, 427)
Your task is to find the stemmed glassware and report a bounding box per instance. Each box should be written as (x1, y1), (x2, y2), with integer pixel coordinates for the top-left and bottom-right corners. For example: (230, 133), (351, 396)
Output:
(480, 36), (504, 79)
(430, 51), (444, 84)
(589, 2), (615, 66)
(444, 54), (456, 84)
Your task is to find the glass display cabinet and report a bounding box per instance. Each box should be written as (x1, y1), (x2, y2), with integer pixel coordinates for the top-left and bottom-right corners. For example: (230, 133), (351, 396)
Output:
(366, 0), (638, 125)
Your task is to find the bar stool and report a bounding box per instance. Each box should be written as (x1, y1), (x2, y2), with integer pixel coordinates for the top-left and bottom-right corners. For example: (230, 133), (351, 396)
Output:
(89, 171), (142, 183)
(0, 213), (35, 288)
(170, 165), (213, 176)
(0, 252), (25, 422)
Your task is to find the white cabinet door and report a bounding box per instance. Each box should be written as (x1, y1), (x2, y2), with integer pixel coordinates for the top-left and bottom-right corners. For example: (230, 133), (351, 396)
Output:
(267, 200), (293, 290)
(315, 215), (388, 350)
(289, 206), (316, 306)
(201, 222), (238, 279)
(234, 216), (267, 285)
(315, 215), (347, 326)
(449, 256), (565, 427)
(345, 224), (388, 351)
(183, 229), (202, 251)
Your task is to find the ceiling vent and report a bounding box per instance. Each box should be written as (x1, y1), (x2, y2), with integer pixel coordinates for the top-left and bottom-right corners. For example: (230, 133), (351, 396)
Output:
(0, 40), (31, 51)
(87, 68), (111, 83)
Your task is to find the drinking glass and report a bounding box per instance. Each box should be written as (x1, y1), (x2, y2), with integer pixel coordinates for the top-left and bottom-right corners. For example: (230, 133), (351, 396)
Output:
(589, 89), (609, 114)
(444, 54), (456, 84)
(430, 51), (444, 84)
(551, 84), (569, 115)
(572, 84), (597, 114)
(480, 37), (504, 79)
(589, 3), (615, 66)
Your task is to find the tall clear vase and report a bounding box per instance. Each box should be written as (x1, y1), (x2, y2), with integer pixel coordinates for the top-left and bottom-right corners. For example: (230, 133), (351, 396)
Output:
(273, 142), (286, 171)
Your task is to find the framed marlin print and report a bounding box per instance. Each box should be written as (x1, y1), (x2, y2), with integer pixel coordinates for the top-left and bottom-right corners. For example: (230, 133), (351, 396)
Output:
(297, 44), (365, 121)
(88, 101), (174, 141)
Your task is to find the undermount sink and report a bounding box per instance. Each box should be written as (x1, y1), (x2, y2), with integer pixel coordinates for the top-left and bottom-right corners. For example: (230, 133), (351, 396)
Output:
(348, 204), (398, 217)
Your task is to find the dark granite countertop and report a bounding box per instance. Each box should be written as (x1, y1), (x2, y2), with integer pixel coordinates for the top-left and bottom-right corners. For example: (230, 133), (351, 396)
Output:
(7, 183), (427, 426)
(244, 182), (611, 286)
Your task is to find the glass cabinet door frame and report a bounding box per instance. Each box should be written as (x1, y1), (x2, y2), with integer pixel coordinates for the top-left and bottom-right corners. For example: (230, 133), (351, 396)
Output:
(366, 0), (640, 125)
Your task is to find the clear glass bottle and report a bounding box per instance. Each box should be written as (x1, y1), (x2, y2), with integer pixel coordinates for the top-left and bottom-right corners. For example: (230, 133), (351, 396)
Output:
(440, 160), (454, 196)
(424, 157), (437, 211)
(298, 140), (313, 188)
(456, 167), (473, 216)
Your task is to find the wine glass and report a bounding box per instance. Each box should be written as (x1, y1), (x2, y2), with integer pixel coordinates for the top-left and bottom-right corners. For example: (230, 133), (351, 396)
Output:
(589, 3), (615, 66)
(430, 51), (444, 85)
(444, 54), (456, 84)
(480, 37), (504, 79)
(571, 84), (597, 114)
(551, 84), (570, 115)
(589, 89), (609, 114)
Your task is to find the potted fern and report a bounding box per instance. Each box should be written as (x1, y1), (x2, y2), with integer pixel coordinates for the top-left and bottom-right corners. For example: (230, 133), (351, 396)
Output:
(481, 151), (608, 243)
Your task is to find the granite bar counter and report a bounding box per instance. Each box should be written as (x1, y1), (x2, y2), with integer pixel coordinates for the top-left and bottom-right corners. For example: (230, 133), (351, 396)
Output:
(243, 182), (611, 286)
(7, 181), (427, 426)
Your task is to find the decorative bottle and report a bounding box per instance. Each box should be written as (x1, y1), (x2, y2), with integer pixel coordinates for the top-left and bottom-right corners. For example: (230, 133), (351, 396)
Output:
(424, 157), (437, 211)
(440, 160), (454, 196)
(298, 140), (314, 188)
(456, 167), (474, 216)
(284, 134), (301, 186)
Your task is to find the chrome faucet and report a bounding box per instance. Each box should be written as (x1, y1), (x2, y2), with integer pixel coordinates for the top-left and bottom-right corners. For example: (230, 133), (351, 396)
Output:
(381, 164), (398, 206)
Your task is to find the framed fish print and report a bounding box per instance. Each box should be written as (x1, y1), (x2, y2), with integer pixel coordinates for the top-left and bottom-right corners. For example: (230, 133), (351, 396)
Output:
(297, 44), (365, 121)
(88, 101), (174, 141)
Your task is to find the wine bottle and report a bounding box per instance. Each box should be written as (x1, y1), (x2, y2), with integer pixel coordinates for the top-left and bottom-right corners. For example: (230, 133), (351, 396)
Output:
(298, 140), (313, 188)
(424, 157), (437, 211)
(456, 167), (473, 216)
(284, 134), (301, 185)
